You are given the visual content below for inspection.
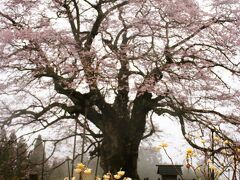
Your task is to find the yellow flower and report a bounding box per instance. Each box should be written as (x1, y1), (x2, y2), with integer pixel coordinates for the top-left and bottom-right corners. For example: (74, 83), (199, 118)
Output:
(84, 168), (92, 175)
(160, 142), (168, 148)
(186, 148), (193, 156)
(74, 168), (82, 174)
(186, 148), (193, 154)
(209, 164), (216, 171)
(117, 170), (125, 176)
(223, 140), (231, 145)
(76, 163), (85, 169)
(72, 177), (76, 180)
(207, 159), (212, 163)
(221, 149), (227, 154)
(114, 174), (121, 179)
(96, 176), (101, 180)
(213, 136), (220, 141)
(103, 174), (110, 180)
(186, 148), (194, 158)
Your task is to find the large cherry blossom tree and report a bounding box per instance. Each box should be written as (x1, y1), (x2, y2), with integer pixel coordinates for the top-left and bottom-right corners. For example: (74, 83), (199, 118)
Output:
(1, 0), (240, 179)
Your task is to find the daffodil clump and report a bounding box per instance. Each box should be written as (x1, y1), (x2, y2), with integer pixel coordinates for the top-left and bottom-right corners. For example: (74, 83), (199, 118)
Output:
(64, 165), (131, 180)
(64, 162), (92, 180)
(100, 169), (131, 180)
(64, 177), (75, 180)
(113, 170), (125, 179)
(74, 162), (92, 175)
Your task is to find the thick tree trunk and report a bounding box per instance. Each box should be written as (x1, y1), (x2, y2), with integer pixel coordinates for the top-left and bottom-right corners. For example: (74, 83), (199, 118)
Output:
(100, 113), (147, 180)
(100, 135), (141, 179)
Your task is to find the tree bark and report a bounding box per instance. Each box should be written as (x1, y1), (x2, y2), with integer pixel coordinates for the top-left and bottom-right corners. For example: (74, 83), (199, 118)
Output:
(100, 121), (143, 179)
(100, 99), (149, 180)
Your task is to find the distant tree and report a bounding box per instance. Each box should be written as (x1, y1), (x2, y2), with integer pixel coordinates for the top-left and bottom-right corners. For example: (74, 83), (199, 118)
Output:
(1, 0), (240, 179)
(8, 132), (18, 179)
(0, 131), (17, 179)
(0, 128), (9, 179)
(29, 135), (46, 179)
(16, 137), (29, 178)
(30, 135), (45, 165)
(0, 130), (29, 180)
